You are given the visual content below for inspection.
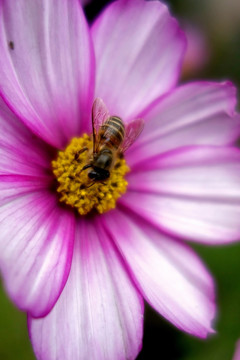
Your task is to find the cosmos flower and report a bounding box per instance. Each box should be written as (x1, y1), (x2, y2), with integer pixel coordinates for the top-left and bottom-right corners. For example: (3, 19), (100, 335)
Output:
(0, 0), (240, 359)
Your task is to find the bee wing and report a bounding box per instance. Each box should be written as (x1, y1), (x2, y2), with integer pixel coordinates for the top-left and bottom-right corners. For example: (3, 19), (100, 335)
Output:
(92, 98), (110, 153)
(120, 118), (144, 154)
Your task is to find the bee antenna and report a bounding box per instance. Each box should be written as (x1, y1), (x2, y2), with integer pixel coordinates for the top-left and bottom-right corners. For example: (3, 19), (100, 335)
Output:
(85, 182), (96, 189)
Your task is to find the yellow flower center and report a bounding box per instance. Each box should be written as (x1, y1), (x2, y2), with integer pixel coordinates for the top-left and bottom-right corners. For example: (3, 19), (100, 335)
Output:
(52, 134), (129, 215)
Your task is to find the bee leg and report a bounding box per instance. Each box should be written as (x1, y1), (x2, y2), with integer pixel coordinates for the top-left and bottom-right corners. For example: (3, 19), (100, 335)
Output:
(80, 164), (92, 173)
(85, 182), (96, 189)
(75, 147), (88, 160)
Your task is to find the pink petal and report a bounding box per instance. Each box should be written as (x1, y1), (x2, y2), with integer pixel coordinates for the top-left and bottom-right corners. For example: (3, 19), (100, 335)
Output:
(0, 190), (75, 317)
(29, 218), (143, 360)
(233, 340), (240, 360)
(127, 81), (239, 167)
(0, 97), (52, 177)
(0, 175), (51, 206)
(91, 0), (186, 119)
(123, 146), (240, 244)
(0, 0), (94, 149)
(80, 0), (90, 5)
(103, 209), (215, 338)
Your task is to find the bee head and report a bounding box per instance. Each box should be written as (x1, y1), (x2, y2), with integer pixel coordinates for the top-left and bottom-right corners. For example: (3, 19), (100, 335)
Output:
(88, 168), (110, 181)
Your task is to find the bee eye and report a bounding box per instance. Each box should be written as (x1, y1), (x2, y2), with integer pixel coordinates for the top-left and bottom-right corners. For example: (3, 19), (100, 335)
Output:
(105, 159), (112, 168)
(88, 171), (97, 179)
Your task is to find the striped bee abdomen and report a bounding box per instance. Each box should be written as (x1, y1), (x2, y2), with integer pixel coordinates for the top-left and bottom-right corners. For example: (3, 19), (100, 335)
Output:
(99, 116), (125, 150)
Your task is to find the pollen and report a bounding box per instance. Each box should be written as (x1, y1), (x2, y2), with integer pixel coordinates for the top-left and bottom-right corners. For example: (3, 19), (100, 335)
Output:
(52, 134), (129, 215)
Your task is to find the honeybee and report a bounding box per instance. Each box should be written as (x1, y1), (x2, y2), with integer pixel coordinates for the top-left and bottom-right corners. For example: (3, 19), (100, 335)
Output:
(81, 98), (144, 182)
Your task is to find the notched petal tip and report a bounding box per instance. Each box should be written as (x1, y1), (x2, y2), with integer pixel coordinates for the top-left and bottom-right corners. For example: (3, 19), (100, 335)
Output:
(103, 209), (217, 339)
(125, 146), (240, 244)
(0, 192), (75, 318)
(92, 0), (187, 119)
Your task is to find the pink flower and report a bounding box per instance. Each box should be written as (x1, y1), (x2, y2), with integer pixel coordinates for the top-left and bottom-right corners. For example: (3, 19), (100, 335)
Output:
(0, 0), (240, 359)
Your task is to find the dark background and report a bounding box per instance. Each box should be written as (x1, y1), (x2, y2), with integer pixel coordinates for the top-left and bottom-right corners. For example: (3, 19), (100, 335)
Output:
(1, 1), (240, 359)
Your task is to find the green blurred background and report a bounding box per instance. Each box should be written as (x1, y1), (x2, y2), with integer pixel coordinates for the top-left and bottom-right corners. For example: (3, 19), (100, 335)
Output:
(1, 0), (240, 359)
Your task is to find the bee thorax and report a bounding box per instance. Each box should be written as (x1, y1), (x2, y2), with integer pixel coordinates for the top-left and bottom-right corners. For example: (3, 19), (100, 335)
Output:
(93, 149), (113, 170)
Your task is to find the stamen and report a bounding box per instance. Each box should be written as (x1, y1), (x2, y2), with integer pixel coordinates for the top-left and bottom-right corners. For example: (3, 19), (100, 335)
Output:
(52, 134), (129, 215)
